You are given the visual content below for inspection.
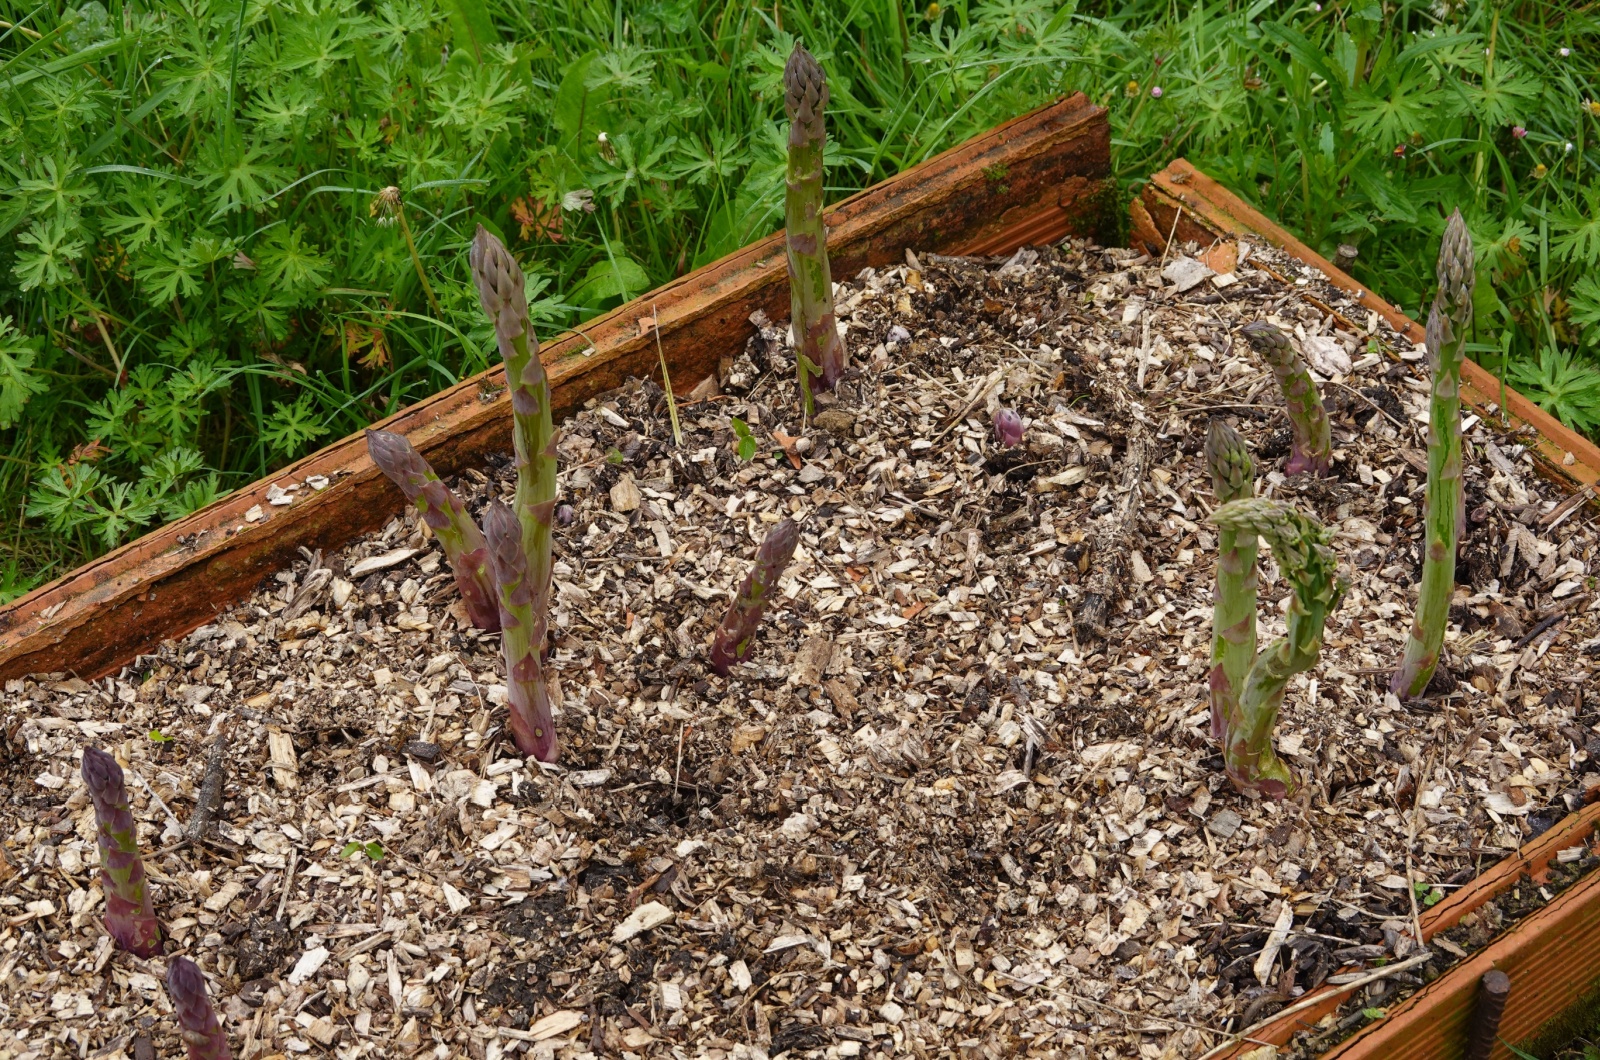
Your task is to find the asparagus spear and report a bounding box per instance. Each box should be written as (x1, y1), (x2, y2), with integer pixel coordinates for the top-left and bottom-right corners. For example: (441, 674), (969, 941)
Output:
(783, 42), (846, 412)
(1209, 498), (1347, 800)
(1204, 420), (1258, 746)
(470, 227), (558, 664)
(1392, 209), (1475, 698)
(166, 956), (232, 1060)
(711, 519), (801, 675)
(1240, 320), (1333, 476)
(80, 746), (161, 956)
(993, 408), (1024, 448)
(365, 429), (499, 632)
(482, 501), (557, 761)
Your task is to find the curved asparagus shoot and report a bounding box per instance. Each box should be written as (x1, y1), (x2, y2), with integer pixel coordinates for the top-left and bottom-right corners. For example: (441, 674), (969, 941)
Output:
(365, 429), (498, 632)
(1240, 320), (1332, 476)
(470, 227), (558, 669)
(482, 501), (557, 761)
(81, 746), (161, 957)
(711, 519), (801, 675)
(1204, 420), (1258, 746)
(1209, 499), (1347, 800)
(784, 42), (846, 411)
(1392, 209), (1475, 698)
(166, 956), (232, 1060)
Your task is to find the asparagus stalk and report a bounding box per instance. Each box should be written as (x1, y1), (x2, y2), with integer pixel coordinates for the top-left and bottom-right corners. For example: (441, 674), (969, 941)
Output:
(470, 227), (558, 657)
(1209, 498), (1347, 800)
(993, 408), (1024, 448)
(80, 746), (161, 957)
(482, 501), (557, 761)
(166, 956), (232, 1060)
(783, 42), (846, 411)
(1240, 320), (1333, 476)
(1392, 209), (1475, 698)
(365, 429), (498, 632)
(711, 519), (801, 675)
(1204, 420), (1258, 746)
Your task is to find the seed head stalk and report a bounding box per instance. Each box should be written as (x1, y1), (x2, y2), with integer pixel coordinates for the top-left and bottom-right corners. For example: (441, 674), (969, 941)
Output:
(1241, 320), (1332, 476)
(1209, 499), (1346, 800)
(783, 42), (846, 413)
(81, 746), (161, 957)
(711, 519), (801, 675)
(471, 227), (560, 760)
(1393, 210), (1474, 698)
(365, 429), (498, 632)
(1204, 421), (1257, 746)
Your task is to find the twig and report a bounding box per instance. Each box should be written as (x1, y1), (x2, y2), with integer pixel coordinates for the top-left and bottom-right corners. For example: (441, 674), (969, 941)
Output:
(1037, 983), (1274, 1049)
(1195, 951), (1435, 1060)
(276, 847), (299, 922)
(651, 304), (683, 447)
(672, 721), (687, 800)
(1157, 202), (1184, 268)
(130, 768), (184, 839)
(1540, 484), (1595, 530)
(1074, 373), (1151, 640)
(932, 368), (1004, 442)
(187, 728), (231, 841)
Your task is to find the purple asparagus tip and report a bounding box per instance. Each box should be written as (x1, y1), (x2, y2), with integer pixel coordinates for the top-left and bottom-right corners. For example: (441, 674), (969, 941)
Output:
(993, 408), (1024, 448)
(166, 956), (233, 1060)
(710, 519), (801, 675)
(81, 746), (162, 957)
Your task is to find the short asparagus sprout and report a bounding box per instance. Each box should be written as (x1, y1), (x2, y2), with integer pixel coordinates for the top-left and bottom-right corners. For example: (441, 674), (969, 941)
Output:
(365, 429), (499, 632)
(1240, 320), (1333, 476)
(471, 227), (560, 759)
(166, 956), (232, 1060)
(1392, 209), (1475, 699)
(783, 42), (846, 413)
(80, 746), (161, 956)
(1204, 421), (1258, 746)
(711, 519), (801, 675)
(1208, 498), (1347, 800)
(993, 408), (1024, 448)
(482, 501), (558, 762)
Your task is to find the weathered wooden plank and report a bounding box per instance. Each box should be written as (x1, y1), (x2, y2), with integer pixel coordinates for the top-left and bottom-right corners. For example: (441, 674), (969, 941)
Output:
(0, 94), (1111, 681)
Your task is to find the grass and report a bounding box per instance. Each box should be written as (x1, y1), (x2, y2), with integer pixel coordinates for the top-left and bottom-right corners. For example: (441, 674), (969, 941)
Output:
(0, 0), (1596, 599)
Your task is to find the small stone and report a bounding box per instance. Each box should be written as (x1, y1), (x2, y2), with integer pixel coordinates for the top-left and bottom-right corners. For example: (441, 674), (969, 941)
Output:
(813, 409), (854, 435)
(1207, 808), (1243, 839)
(402, 740), (441, 762)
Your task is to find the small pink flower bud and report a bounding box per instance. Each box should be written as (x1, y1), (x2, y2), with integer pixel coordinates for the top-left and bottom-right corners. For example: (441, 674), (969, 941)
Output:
(1150, 86), (1163, 98)
(1512, 125), (1527, 139)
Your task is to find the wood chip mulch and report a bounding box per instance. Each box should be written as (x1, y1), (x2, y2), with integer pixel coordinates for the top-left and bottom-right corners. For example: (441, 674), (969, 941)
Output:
(4, 238), (1599, 1060)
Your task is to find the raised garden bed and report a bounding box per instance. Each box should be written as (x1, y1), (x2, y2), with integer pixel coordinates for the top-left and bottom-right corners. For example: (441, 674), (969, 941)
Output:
(1135, 166), (1600, 1060)
(4, 119), (1600, 1060)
